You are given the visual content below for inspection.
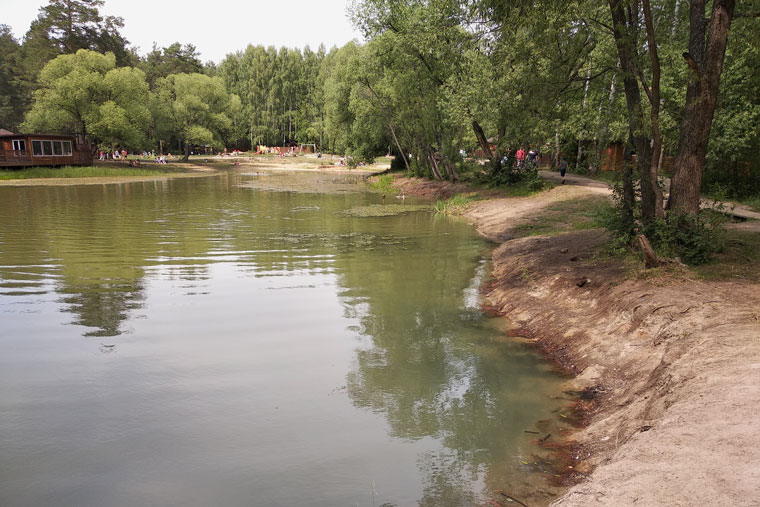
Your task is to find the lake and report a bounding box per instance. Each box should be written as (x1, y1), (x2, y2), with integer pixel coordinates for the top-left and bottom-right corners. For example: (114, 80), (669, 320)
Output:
(0, 172), (568, 506)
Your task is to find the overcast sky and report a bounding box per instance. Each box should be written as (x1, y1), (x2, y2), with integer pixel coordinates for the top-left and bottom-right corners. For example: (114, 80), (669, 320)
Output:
(4, 0), (363, 62)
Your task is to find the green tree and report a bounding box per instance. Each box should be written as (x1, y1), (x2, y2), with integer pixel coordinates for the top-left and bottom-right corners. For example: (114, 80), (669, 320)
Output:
(140, 42), (203, 88)
(21, 49), (151, 150)
(0, 25), (29, 130)
(153, 73), (239, 161)
(24, 0), (132, 69)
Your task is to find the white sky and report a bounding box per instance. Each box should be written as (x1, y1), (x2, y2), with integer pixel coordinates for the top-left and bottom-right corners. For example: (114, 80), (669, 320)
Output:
(4, 0), (363, 62)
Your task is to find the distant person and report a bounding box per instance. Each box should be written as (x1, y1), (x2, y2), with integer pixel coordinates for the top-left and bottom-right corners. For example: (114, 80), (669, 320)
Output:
(559, 155), (568, 184)
(516, 148), (526, 167)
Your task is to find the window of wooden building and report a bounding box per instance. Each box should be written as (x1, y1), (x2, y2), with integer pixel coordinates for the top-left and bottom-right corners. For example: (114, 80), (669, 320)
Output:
(31, 140), (72, 157)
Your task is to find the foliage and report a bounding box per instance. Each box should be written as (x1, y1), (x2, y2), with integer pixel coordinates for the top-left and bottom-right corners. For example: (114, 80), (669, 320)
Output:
(21, 49), (151, 149)
(152, 73), (239, 159)
(0, 25), (28, 130)
(219, 44), (329, 149)
(140, 42), (203, 88)
(367, 174), (394, 193)
(596, 185), (728, 266)
(24, 0), (133, 70)
(483, 157), (545, 191)
(646, 212), (728, 266)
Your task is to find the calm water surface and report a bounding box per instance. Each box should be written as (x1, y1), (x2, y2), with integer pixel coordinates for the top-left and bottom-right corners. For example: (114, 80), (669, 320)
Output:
(0, 172), (567, 506)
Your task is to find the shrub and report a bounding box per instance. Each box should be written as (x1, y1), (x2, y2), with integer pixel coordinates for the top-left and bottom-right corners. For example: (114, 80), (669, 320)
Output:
(646, 210), (727, 265)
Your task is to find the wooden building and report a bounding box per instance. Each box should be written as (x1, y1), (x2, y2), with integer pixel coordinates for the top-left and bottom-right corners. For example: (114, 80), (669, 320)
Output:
(0, 131), (93, 168)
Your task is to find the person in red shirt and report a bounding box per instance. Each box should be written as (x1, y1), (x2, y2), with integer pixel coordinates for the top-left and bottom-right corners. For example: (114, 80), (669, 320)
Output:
(516, 148), (526, 167)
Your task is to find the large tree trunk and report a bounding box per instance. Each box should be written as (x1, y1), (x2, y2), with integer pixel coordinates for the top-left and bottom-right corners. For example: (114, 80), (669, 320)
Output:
(182, 141), (191, 162)
(576, 66), (592, 172)
(667, 0), (736, 214)
(424, 145), (443, 180)
(622, 140), (636, 231)
(388, 123), (410, 172)
(608, 0), (663, 224)
(472, 120), (493, 160)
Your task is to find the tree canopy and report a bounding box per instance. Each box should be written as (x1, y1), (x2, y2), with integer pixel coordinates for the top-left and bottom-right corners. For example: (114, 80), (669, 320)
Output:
(153, 73), (239, 160)
(22, 49), (150, 149)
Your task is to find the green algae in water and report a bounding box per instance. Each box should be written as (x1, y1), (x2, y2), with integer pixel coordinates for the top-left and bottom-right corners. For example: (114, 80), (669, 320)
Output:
(339, 204), (433, 217)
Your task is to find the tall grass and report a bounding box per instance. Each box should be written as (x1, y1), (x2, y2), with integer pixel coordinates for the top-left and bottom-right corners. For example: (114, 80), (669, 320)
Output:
(367, 174), (395, 193)
(434, 193), (482, 215)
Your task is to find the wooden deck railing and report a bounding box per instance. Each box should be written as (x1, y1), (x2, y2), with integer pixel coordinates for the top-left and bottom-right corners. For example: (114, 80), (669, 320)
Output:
(0, 149), (32, 163)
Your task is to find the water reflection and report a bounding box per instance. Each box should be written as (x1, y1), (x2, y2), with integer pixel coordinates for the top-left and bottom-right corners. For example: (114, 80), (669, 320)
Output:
(336, 220), (565, 505)
(0, 173), (566, 506)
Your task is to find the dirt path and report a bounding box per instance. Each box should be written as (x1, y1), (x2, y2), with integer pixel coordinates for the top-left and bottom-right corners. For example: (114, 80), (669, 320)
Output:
(395, 175), (760, 506)
(466, 180), (610, 242)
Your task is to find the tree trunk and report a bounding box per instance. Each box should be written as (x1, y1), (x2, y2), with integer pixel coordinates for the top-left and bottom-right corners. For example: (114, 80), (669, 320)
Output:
(472, 120), (493, 160)
(642, 0), (665, 218)
(608, 0), (663, 224)
(442, 157), (459, 181)
(426, 146), (443, 180)
(667, 0), (736, 214)
(637, 234), (661, 268)
(182, 142), (191, 162)
(388, 123), (410, 172)
(622, 140), (636, 231)
(576, 65), (592, 172)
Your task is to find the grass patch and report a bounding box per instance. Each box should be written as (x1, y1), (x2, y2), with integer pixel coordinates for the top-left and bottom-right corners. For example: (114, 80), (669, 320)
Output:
(693, 230), (760, 281)
(434, 193), (483, 215)
(367, 174), (395, 193)
(0, 165), (173, 180)
(513, 195), (610, 237)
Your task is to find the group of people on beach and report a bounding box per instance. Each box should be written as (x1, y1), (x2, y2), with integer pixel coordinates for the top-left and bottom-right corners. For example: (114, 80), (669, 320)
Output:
(99, 149), (129, 161)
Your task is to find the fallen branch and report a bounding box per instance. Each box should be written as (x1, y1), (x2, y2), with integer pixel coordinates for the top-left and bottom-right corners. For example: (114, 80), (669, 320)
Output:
(498, 491), (529, 507)
(636, 234), (662, 268)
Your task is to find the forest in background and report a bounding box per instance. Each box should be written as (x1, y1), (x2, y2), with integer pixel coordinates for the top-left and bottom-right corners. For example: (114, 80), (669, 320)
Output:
(1, 0), (759, 255)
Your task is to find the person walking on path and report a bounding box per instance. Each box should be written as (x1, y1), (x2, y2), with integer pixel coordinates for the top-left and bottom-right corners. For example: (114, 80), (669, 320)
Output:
(559, 155), (568, 184)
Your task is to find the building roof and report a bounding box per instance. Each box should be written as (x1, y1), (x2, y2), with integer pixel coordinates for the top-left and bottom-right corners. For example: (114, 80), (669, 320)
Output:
(0, 129), (16, 136)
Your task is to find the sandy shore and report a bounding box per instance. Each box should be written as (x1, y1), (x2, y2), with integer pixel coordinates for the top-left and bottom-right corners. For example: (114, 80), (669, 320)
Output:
(0, 157), (387, 187)
(395, 175), (760, 506)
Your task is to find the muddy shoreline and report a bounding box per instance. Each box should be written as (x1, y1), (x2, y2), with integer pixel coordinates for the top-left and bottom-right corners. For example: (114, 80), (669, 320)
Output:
(395, 176), (760, 506)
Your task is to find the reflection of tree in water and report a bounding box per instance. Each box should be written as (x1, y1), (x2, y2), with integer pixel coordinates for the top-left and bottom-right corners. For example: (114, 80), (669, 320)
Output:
(61, 278), (145, 337)
(337, 215), (563, 505)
